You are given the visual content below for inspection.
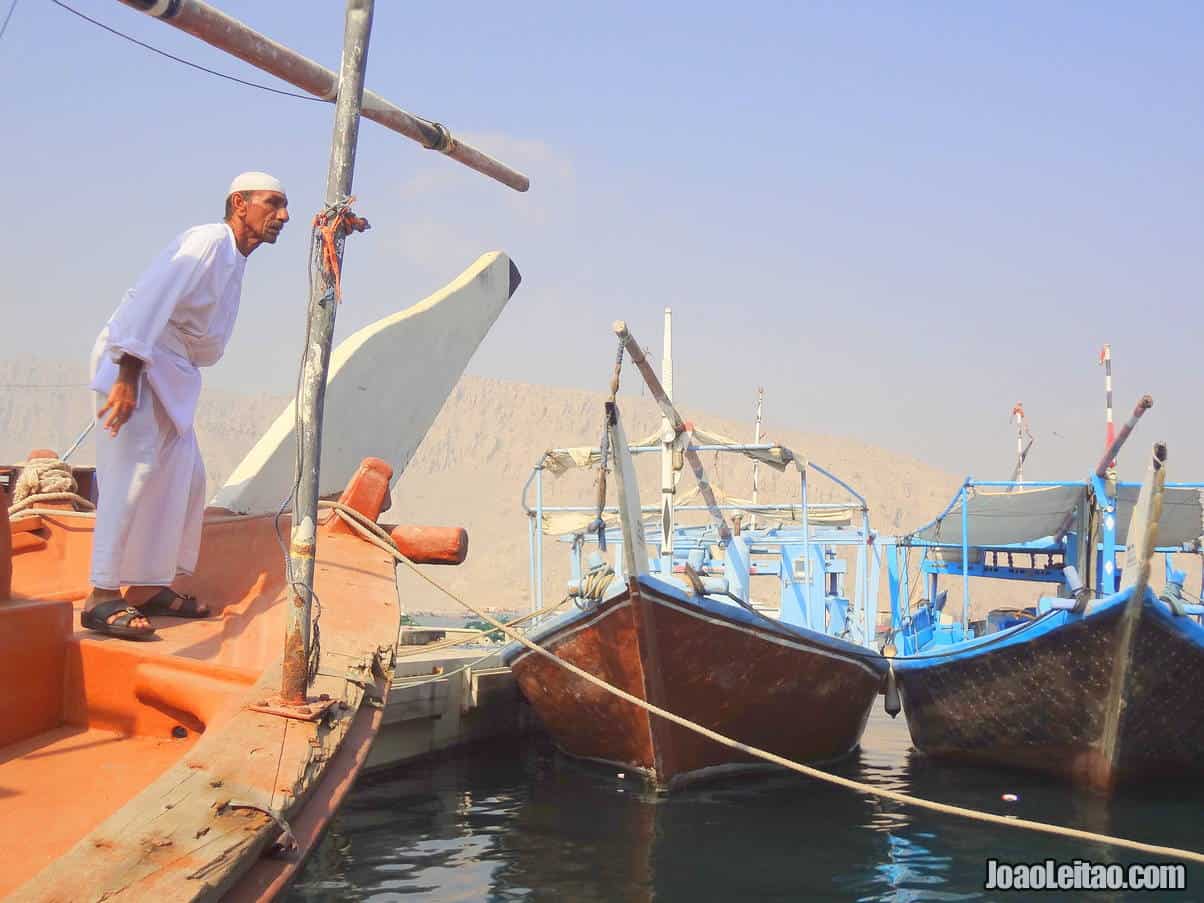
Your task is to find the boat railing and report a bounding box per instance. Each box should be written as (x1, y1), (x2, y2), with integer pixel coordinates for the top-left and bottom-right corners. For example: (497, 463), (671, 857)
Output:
(885, 471), (1204, 654)
(521, 445), (867, 516)
(520, 440), (878, 648)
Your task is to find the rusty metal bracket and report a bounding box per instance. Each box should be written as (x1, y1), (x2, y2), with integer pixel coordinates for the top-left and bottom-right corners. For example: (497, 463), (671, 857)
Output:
(248, 694), (339, 722)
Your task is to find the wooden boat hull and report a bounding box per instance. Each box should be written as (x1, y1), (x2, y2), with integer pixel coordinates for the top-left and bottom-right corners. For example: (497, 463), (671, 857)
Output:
(892, 589), (1204, 792)
(506, 577), (888, 789)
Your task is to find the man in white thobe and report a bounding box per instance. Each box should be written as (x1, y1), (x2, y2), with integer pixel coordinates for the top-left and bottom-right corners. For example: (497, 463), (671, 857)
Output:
(82, 172), (290, 639)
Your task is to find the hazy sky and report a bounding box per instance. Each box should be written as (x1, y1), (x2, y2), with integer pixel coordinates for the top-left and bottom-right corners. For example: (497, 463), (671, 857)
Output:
(1, 0), (1200, 484)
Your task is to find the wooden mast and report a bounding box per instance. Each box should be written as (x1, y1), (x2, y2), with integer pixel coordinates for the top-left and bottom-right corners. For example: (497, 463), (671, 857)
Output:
(282, 0), (375, 704)
(613, 320), (731, 542)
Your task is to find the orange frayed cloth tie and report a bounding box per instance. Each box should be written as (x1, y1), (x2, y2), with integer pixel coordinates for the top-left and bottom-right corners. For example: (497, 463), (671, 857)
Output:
(312, 198), (370, 303)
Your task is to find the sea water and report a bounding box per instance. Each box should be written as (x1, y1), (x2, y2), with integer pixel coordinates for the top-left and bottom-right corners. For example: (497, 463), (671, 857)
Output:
(288, 710), (1204, 901)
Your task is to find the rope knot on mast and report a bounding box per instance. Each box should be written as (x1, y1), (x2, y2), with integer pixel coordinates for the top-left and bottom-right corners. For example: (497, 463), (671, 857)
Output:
(311, 196), (371, 303)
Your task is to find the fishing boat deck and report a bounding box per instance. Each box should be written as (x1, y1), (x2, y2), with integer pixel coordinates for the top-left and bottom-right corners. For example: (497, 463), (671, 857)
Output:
(0, 725), (199, 898)
(0, 507), (401, 898)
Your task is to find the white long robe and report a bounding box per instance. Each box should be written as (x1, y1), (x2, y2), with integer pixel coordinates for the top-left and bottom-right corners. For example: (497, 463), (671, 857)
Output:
(89, 223), (247, 589)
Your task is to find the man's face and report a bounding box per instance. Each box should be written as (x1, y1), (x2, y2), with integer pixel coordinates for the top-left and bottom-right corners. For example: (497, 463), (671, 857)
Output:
(241, 190), (290, 243)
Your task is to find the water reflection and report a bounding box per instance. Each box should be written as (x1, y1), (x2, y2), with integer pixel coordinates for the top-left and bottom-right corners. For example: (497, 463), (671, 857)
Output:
(290, 711), (1204, 901)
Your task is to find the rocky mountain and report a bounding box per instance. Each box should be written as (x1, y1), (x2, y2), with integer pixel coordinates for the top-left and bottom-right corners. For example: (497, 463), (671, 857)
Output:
(4, 357), (1035, 621)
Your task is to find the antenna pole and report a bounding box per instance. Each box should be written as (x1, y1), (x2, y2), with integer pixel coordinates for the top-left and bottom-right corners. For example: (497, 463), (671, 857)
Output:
(751, 386), (764, 528)
(660, 308), (675, 574)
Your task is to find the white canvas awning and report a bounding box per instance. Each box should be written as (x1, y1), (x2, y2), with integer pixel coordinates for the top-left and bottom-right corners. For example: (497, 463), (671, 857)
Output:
(912, 485), (1087, 547)
(538, 484), (855, 536)
(540, 425), (800, 476)
(1115, 485), (1204, 548)
(911, 483), (1204, 549)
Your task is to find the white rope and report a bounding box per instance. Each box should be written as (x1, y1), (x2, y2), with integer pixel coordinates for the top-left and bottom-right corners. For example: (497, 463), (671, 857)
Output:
(12, 458), (75, 503)
(7, 459), (95, 519)
(321, 501), (1204, 865)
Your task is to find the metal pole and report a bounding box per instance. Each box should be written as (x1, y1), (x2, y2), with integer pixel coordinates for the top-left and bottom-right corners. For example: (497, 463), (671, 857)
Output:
(526, 511), (538, 615)
(960, 482), (970, 630)
(1008, 402), (1033, 489)
(282, 0), (374, 705)
(751, 386), (763, 529)
(859, 510), (869, 646)
(801, 468), (811, 619)
(867, 535), (882, 644)
(115, 0), (528, 192)
(61, 419), (96, 463)
(660, 307), (675, 575)
(535, 466), (545, 612)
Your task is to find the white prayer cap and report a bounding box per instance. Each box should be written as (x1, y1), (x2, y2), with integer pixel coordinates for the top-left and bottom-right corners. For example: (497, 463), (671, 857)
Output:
(227, 171), (286, 197)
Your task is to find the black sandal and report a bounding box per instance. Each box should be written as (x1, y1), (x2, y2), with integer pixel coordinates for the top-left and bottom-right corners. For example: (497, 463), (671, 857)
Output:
(81, 598), (156, 640)
(138, 587), (211, 619)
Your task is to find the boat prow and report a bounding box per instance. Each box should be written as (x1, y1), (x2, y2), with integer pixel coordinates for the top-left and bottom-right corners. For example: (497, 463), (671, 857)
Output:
(892, 585), (1204, 792)
(507, 574), (887, 790)
(212, 251), (520, 515)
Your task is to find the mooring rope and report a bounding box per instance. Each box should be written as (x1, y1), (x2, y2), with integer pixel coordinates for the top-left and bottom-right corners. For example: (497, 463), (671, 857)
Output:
(320, 500), (1204, 866)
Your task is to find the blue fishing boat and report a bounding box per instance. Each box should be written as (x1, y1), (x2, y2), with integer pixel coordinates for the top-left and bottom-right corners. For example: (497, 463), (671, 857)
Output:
(882, 410), (1204, 792)
(503, 316), (887, 789)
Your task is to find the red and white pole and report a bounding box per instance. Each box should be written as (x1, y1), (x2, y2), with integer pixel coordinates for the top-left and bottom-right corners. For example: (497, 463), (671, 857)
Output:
(1100, 344), (1114, 461)
(1012, 402), (1026, 484)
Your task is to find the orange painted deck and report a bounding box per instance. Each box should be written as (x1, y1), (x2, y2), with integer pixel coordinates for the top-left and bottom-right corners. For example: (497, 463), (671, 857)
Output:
(0, 727), (199, 896)
(0, 473), (400, 901)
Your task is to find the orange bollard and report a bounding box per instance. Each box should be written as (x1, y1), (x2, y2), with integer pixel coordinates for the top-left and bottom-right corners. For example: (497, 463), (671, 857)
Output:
(329, 457), (394, 536)
(389, 525), (468, 565)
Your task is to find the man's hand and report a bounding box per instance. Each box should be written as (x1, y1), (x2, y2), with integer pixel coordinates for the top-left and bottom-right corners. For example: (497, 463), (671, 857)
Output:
(98, 355), (143, 436)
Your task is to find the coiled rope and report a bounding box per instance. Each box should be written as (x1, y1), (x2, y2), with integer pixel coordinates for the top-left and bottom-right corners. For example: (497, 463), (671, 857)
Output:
(573, 560), (615, 609)
(8, 458), (95, 520)
(322, 498), (1204, 866)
